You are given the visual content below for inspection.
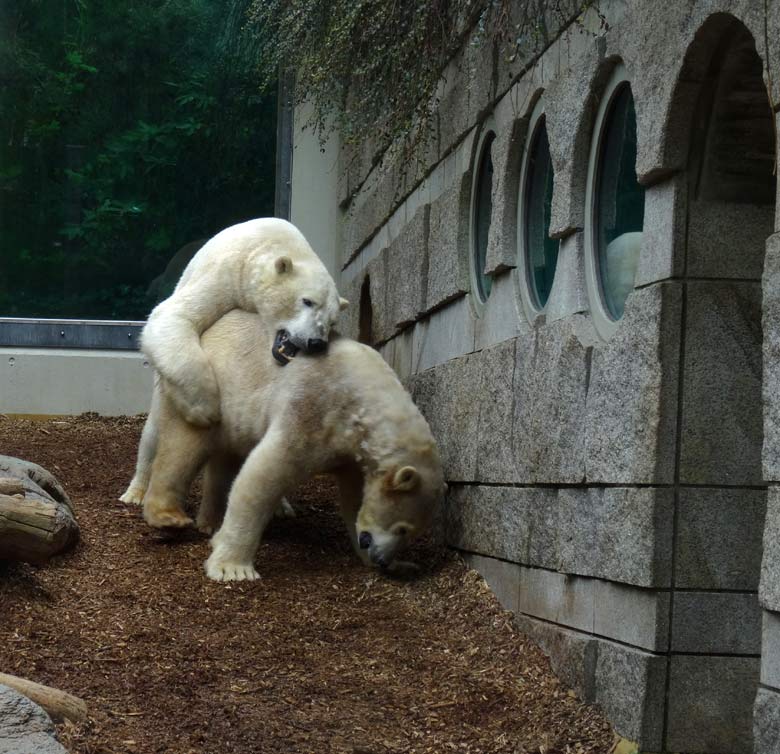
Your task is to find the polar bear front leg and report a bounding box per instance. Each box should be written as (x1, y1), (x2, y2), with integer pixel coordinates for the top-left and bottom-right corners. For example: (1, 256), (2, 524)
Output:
(142, 305), (222, 427)
(206, 428), (293, 581)
(335, 465), (371, 567)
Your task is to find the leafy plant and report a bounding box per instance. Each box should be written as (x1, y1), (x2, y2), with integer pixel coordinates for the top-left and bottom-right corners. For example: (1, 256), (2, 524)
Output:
(0, 0), (277, 319)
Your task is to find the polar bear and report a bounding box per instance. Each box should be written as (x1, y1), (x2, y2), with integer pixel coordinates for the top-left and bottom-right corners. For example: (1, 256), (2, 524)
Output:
(141, 217), (348, 427)
(138, 310), (445, 581)
(119, 218), (347, 505)
(603, 230), (643, 315)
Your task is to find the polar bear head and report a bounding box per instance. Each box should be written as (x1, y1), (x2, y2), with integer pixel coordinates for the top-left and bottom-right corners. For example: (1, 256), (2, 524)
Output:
(256, 254), (348, 354)
(356, 456), (446, 569)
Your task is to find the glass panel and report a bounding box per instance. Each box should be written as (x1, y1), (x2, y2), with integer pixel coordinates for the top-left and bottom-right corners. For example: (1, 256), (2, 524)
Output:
(473, 133), (494, 302)
(524, 119), (558, 309)
(595, 83), (645, 320)
(0, 1), (276, 320)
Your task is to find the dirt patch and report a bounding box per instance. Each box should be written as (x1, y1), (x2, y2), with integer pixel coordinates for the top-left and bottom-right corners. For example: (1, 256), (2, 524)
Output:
(0, 415), (614, 754)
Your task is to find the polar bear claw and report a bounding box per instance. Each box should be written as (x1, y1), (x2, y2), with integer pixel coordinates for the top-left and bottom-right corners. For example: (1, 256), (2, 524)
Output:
(205, 556), (260, 582)
(119, 485), (146, 505)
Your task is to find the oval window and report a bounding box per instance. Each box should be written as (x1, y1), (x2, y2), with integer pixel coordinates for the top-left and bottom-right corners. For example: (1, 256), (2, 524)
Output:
(472, 131), (495, 304)
(593, 82), (645, 321)
(524, 117), (558, 309)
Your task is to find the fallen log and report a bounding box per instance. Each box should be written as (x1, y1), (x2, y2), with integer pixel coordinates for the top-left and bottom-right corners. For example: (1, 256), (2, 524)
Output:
(0, 493), (79, 563)
(0, 672), (87, 723)
(0, 478), (26, 496)
(0, 456), (79, 564)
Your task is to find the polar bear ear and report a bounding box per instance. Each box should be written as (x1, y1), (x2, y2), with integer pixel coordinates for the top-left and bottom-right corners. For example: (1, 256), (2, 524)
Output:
(274, 256), (293, 275)
(339, 297), (349, 311)
(390, 465), (420, 492)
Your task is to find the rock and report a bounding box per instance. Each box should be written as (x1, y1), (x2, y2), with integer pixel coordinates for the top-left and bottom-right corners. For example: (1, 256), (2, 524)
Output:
(0, 684), (68, 754)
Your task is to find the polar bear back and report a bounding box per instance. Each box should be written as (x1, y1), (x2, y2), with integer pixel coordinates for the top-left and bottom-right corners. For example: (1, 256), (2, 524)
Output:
(176, 217), (329, 291)
(200, 310), (431, 461)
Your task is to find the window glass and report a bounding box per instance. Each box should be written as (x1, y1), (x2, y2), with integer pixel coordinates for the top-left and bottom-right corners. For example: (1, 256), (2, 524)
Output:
(0, 1), (276, 320)
(473, 132), (495, 302)
(524, 119), (558, 309)
(595, 83), (644, 320)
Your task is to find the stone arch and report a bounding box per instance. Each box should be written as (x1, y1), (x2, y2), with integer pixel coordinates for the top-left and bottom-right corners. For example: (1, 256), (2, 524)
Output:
(484, 86), (545, 275)
(657, 13), (776, 753)
(544, 46), (621, 239)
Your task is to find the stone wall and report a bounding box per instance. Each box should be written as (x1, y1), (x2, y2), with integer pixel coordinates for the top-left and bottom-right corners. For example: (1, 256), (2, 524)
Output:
(331, 1), (780, 751)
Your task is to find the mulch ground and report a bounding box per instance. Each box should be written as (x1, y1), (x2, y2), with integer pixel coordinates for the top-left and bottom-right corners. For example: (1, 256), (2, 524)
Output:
(0, 415), (615, 754)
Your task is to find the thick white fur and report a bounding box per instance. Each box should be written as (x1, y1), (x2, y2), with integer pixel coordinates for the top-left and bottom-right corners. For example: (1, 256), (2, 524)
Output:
(604, 230), (643, 311)
(138, 311), (445, 582)
(119, 218), (346, 504)
(140, 217), (346, 427)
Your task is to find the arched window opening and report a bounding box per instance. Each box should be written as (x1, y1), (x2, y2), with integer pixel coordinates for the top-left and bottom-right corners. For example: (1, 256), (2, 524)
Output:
(593, 82), (645, 323)
(471, 130), (496, 305)
(358, 275), (373, 346)
(523, 116), (558, 310)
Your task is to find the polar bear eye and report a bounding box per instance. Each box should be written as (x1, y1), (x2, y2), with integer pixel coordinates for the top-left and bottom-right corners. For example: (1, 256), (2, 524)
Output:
(302, 298), (314, 308)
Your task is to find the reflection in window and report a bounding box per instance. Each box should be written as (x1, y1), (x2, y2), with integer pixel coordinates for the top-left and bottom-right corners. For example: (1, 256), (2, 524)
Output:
(0, 2), (276, 320)
(524, 118), (558, 309)
(473, 132), (495, 302)
(595, 84), (644, 320)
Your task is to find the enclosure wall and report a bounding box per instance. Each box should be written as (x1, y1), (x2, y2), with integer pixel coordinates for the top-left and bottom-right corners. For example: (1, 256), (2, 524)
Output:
(315, 1), (780, 751)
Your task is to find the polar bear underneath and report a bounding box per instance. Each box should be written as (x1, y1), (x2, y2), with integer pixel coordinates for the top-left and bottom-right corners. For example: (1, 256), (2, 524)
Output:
(140, 311), (446, 581)
(141, 217), (347, 427)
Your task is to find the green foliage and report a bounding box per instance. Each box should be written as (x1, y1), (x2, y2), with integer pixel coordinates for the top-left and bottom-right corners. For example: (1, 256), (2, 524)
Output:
(242, 0), (595, 158)
(0, 0), (277, 319)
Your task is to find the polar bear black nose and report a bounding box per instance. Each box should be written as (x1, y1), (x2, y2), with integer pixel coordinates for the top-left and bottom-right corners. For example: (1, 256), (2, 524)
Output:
(307, 338), (327, 354)
(358, 531), (372, 549)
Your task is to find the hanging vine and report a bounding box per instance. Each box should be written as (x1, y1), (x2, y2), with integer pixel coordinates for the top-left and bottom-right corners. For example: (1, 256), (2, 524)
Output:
(240, 0), (600, 158)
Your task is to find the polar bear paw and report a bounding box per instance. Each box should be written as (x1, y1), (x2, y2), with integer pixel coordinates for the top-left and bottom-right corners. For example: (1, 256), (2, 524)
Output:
(143, 503), (193, 529)
(119, 484), (146, 505)
(205, 555), (260, 582)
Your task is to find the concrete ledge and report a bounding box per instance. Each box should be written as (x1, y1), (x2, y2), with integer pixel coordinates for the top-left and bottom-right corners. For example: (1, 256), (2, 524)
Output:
(1, 348), (153, 417)
(515, 613), (666, 751)
(462, 545), (670, 652)
(447, 485), (674, 588)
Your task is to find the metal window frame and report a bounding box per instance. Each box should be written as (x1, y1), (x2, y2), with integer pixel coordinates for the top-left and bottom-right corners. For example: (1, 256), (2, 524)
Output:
(0, 318), (144, 350)
(275, 68), (294, 221)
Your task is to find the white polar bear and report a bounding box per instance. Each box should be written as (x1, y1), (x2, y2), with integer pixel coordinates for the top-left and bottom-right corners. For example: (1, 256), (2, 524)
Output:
(603, 230), (643, 315)
(141, 217), (348, 427)
(119, 219), (347, 505)
(138, 310), (446, 581)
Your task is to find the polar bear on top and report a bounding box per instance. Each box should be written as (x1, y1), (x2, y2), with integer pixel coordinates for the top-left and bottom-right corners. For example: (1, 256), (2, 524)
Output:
(141, 218), (348, 427)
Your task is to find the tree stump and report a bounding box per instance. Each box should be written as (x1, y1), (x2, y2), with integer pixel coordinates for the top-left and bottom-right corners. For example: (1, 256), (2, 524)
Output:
(0, 456), (79, 564)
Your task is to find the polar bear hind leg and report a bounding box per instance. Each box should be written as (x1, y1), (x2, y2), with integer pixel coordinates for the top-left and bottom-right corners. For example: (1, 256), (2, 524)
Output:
(197, 454), (241, 535)
(119, 386), (162, 504)
(142, 407), (210, 529)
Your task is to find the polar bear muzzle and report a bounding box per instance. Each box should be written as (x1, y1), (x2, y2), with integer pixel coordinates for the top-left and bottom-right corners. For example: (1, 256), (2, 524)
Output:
(272, 330), (300, 365)
(273, 329), (330, 365)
